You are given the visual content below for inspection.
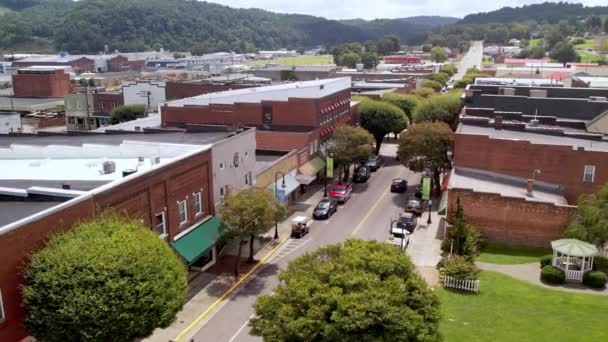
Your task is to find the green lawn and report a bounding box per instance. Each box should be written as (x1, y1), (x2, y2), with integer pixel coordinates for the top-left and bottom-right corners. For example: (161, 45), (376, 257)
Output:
(528, 39), (541, 48)
(246, 55), (334, 67)
(477, 243), (550, 264)
(437, 271), (608, 342)
(577, 50), (605, 63)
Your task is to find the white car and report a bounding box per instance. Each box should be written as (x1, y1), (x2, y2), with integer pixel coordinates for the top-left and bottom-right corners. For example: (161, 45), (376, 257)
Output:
(387, 226), (411, 251)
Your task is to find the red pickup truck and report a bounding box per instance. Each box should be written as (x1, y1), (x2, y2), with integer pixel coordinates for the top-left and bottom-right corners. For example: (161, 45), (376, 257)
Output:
(328, 183), (353, 203)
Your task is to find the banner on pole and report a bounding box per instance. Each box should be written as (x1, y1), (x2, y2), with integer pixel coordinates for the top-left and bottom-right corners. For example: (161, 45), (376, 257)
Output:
(422, 176), (431, 201)
(326, 157), (334, 178)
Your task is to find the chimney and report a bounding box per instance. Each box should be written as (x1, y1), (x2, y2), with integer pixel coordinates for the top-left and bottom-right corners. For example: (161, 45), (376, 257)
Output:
(527, 178), (534, 197)
(494, 115), (503, 130)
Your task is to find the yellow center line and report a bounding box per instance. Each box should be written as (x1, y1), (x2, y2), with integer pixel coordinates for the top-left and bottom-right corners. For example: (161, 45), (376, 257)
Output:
(350, 186), (392, 236)
(174, 237), (290, 342)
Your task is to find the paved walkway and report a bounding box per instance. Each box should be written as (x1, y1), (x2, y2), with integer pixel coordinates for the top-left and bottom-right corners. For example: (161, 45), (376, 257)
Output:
(477, 262), (608, 296)
(145, 184), (327, 342)
(407, 212), (445, 286)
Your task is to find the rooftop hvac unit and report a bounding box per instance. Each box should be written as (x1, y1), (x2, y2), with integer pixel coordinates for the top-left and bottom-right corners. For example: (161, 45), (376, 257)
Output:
(134, 126), (142, 131)
(102, 161), (116, 174)
(589, 96), (607, 102)
(152, 156), (161, 165)
(529, 119), (540, 127)
(499, 87), (515, 96)
(529, 89), (547, 98)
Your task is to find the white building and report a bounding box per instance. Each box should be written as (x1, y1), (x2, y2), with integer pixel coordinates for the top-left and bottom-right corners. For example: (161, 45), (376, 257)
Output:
(122, 81), (166, 112)
(0, 112), (21, 134)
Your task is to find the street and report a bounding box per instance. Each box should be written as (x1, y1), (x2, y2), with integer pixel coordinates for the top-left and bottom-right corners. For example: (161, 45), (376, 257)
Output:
(189, 142), (426, 342)
(454, 40), (484, 80)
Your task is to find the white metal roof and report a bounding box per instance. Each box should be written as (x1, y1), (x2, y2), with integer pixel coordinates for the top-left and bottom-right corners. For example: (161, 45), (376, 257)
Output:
(166, 77), (351, 107)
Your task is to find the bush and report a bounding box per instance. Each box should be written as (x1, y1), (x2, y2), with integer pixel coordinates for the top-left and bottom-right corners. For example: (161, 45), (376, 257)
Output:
(592, 256), (608, 273)
(429, 72), (449, 85)
(439, 255), (480, 280)
(540, 265), (565, 284)
(422, 79), (443, 91)
(583, 271), (607, 289)
(410, 87), (435, 98)
(540, 254), (553, 268)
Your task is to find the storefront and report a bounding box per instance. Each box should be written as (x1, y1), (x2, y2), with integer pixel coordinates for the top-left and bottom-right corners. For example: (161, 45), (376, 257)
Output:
(297, 156), (325, 186)
(171, 216), (222, 272)
(267, 170), (301, 205)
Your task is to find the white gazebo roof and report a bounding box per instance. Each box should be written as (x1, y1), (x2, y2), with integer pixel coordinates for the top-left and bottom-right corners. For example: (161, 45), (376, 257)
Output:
(551, 239), (598, 257)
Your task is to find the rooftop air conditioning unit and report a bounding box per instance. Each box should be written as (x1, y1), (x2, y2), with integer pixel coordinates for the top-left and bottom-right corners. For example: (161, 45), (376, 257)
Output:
(152, 156), (161, 165)
(134, 126), (142, 131)
(530, 89), (547, 98)
(102, 161), (116, 174)
(529, 119), (540, 127)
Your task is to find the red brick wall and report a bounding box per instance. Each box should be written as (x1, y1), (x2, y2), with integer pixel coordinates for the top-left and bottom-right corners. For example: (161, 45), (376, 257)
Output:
(165, 82), (257, 100)
(94, 92), (124, 113)
(12, 70), (71, 97)
(107, 55), (128, 72)
(448, 189), (576, 247)
(12, 58), (95, 72)
(0, 149), (213, 342)
(256, 130), (318, 152)
(453, 133), (608, 203)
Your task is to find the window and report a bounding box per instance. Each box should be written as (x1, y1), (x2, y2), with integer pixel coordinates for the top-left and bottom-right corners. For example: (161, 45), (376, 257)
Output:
(0, 288), (4, 322)
(583, 165), (595, 183)
(100, 102), (105, 110)
(155, 212), (166, 236)
(193, 192), (202, 216)
(220, 187), (224, 197)
(219, 162), (225, 170)
(178, 200), (188, 225)
(245, 174), (249, 185)
(67, 116), (76, 124)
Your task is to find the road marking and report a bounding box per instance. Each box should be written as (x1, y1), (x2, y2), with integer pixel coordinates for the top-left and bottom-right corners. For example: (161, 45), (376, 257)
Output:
(227, 314), (254, 342)
(350, 185), (392, 236)
(271, 238), (311, 264)
(174, 238), (290, 342)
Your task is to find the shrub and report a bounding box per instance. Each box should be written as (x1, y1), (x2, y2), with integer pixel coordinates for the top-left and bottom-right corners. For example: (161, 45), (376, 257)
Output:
(540, 254), (553, 268)
(439, 255), (480, 280)
(436, 256), (448, 270)
(540, 265), (565, 284)
(422, 79), (443, 91)
(592, 256), (608, 273)
(429, 72), (449, 85)
(410, 87), (435, 98)
(583, 271), (607, 289)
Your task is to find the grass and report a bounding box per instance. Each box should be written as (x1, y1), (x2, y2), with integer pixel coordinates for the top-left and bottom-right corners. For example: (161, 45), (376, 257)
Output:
(477, 243), (550, 264)
(528, 38), (541, 48)
(437, 271), (608, 342)
(246, 55), (334, 67)
(574, 40), (594, 50)
(577, 50), (605, 63)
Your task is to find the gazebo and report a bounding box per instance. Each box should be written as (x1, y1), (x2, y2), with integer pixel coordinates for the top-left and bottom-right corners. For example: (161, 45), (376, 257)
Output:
(551, 239), (598, 282)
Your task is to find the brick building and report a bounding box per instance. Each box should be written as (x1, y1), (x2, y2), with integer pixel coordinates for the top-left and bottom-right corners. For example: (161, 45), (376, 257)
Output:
(0, 128), (255, 341)
(12, 67), (72, 97)
(93, 91), (124, 114)
(165, 81), (258, 100)
(107, 55), (146, 72)
(12, 55), (95, 73)
(383, 56), (422, 64)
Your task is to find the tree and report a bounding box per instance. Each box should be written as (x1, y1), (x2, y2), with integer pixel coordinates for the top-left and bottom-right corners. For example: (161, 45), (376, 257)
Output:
(340, 52), (362, 68)
(249, 239), (441, 342)
(410, 87), (436, 98)
(22, 216), (188, 342)
(87, 78), (96, 87)
(549, 41), (580, 65)
(359, 99), (408, 154)
(382, 93), (419, 122)
(544, 28), (564, 50)
(219, 189), (287, 277)
(565, 184), (608, 249)
(327, 126), (374, 182)
(605, 18), (608, 37)
(430, 47), (448, 62)
(422, 79), (443, 92)
(361, 51), (379, 69)
(429, 72), (450, 85)
(441, 64), (458, 77)
(110, 104), (147, 124)
(414, 92), (463, 125)
(397, 122), (453, 195)
(422, 44), (432, 52)
(441, 197), (483, 259)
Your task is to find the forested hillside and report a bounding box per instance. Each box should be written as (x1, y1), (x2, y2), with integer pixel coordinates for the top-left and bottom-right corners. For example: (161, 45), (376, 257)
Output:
(461, 2), (608, 24)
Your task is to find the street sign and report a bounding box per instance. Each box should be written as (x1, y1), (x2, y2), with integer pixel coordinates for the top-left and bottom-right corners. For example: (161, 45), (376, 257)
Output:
(422, 176), (431, 201)
(326, 157), (334, 178)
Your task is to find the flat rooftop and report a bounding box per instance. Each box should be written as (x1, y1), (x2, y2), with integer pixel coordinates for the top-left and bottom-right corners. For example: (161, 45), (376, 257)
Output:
(166, 77), (351, 107)
(475, 78), (564, 87)
(449, 167), (569, 205)
(0, 96), (64, 111)
(457, 123), (608, 152)
(255, 151), (287, 174)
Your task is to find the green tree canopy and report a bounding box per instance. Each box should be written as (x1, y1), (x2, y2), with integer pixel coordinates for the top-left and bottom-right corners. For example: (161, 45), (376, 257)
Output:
(549, 41), (580, 64)
(565, 184), (608, 249)
(327, 125), (374, 181)
(429, 72), (450, 85)
(382, 92), (419, 122)
(23, 216), (188, 342)
(250, 239), (441, 342)
(410, 87), (436, 98)
(398, 122), (453, 194)
(219, 188), (287, 277)
(430, 46), (448, 62)
(414, 92), (463, 124)
(441, 64), (458, 77)
(110, 104), (147, 124)
(359, 99), (408, 154)
(361, 51), (379, 69)
(423, 79), (443, 92)
(340, 52), (362, 68)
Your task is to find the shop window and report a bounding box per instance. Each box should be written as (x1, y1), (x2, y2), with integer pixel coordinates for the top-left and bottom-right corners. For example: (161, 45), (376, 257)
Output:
(193, 192), (202, 216)
(178, 200), (188, 226)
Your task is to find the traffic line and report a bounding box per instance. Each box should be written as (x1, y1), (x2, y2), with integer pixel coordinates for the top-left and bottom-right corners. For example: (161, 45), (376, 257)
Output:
(227, 314), (255, 342)
(350, 186), (391, 236)
(173, 238), (290, 342)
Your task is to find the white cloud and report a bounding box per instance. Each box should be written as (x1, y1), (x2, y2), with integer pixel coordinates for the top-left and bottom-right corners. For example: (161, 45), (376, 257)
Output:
(204, 0), (607, 20)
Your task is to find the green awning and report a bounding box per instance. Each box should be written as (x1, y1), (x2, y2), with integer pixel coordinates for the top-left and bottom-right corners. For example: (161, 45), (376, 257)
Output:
(300, 157), (326, 177)
(437, 191), (448, 216)
(171, 216), (222, 264)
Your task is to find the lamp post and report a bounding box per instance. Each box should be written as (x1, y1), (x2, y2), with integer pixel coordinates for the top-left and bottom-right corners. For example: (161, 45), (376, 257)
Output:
(274, 171), (286, 240)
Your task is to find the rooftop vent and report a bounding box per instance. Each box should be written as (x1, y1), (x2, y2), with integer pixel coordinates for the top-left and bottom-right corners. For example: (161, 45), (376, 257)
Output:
(151, 156), (161, 165)
(122, 169), (137, 177)
(529, 119), (540, 127)
(102, 161), (116, 174)
(134, 126), (142, 131)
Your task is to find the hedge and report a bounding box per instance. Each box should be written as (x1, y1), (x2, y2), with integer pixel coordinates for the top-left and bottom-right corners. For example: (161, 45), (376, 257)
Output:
(583, 271), (607, 289)
(540, 265), (565, 284)
(540, 254), (553, 268)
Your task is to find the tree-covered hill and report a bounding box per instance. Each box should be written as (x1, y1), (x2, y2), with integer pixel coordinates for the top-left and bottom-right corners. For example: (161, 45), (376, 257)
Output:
(461, 2), (608, 24)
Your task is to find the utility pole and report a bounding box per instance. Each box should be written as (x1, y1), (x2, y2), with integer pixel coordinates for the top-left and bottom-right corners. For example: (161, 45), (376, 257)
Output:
(138, 90), (151, 113)
(84, 82), (91, 130)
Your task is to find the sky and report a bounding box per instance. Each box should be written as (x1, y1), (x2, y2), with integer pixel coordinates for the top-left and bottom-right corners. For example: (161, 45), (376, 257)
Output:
(204, 0), (606, 20)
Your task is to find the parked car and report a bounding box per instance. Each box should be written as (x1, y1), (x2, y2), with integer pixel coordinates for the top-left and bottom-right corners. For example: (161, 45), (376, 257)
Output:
(387, 226), (411, 251)
(353, 165), (371, 183)
(414, 184), (423, 199)
(328, 183), (353, 203)
(397, 212), (417, 233)
(405, 197), (425, 216)
(313, 198), (338, 219)
(390, 178), (408, 193)
(290, 216), (311, 238)
(365, 155), (384, 171)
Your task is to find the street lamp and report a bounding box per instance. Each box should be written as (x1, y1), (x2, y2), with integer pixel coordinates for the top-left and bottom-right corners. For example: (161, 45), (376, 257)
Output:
(274, 171), (286, 240)
(427, 199), (432, 225)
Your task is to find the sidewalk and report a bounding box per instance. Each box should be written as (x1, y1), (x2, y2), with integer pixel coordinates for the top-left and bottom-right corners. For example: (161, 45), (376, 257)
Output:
(407, 211), (446, 286)
(145, 184), (327, 342)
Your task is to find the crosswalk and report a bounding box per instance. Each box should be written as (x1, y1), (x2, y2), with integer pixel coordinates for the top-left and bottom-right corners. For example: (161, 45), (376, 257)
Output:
(270, 238), (311, 264)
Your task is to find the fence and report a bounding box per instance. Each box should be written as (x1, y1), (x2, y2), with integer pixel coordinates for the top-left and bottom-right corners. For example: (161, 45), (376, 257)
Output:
(443, 276), (480, 293)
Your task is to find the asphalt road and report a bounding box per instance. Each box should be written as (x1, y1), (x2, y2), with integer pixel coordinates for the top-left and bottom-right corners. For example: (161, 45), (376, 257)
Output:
(454, 41), (484, 80)
(189, 142), (423, 342)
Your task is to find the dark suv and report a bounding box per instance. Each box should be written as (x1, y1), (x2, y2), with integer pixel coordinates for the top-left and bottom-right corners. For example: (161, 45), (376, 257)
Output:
(353, 165), (371, 183)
